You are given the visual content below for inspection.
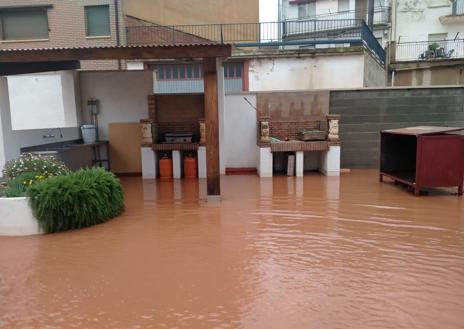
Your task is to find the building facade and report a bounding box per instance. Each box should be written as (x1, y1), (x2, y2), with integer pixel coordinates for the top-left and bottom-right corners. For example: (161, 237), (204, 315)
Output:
(391, 0), (464, 85)
(123, 0), (259, 26)
(0, 0), (126, 70)
(280, 0), (391, 46)
(125, 0), (387, 93)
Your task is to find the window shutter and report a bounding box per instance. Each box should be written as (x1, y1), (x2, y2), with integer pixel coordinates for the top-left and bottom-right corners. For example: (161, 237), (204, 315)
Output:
(85, 5), (111, 37)
(1, 9), (48, 40)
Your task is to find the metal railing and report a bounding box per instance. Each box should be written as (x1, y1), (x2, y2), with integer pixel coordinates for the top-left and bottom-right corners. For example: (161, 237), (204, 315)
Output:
(452, 0), (464, 15)
(395, 39), (464, 62)
(283, 18), (362, 38)
(292, 6), (390, 25)
(127, 19), (385, 63)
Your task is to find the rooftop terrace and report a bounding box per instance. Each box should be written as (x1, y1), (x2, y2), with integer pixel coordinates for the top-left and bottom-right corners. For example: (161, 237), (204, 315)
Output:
(126, 19), (386, 64)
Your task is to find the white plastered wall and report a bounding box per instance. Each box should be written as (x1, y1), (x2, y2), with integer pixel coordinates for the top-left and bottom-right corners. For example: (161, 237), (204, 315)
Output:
(395, 0), (464, 43)
(7, 71), (78, 130)
(224, 94), (258, 169)
(248, 55), (366, 91)
(0, 76), (81, 175)
(79, 71), (153, 141)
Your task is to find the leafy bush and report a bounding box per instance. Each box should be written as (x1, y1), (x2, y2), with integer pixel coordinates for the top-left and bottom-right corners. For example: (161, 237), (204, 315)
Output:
(28, 168), (124, 233)
(3, 153), (69, 179)
(3, 172), (45, 197)
(428, 42), (440, 51)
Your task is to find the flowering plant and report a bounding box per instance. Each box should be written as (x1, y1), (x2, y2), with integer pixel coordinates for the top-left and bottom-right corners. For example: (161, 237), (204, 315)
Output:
(3, 172), (46, 197)
(3, 153), (69, 179)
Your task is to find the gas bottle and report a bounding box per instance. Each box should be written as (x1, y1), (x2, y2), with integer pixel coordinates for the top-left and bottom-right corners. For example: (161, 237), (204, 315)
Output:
(159, 155), (173, 179)
(183, 154), (197, 178)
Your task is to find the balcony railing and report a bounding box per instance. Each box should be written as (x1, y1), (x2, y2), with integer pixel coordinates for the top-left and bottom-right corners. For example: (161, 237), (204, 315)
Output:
(395, 39), (464, 62)
(127, 19), (386, 63)
(452, 0), (464, 15)
(291, 6), (391, 25)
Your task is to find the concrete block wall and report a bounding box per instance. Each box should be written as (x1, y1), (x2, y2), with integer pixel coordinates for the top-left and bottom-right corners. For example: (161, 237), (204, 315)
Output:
(330, 87), (464, 169)
(0, 0), (125, 71)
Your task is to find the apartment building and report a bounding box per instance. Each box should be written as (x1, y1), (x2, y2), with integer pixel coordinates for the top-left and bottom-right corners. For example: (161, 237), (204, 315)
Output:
(279, 0), (391, 46)
(0, 0), (125, 70)
(391, 0), (464, 85)
(123, 0), (259, 26)
(125, 0), (387, 93)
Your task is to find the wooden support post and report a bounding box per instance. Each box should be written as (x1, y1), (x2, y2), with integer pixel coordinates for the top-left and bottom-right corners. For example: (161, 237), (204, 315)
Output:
(204, 59), (221, 198)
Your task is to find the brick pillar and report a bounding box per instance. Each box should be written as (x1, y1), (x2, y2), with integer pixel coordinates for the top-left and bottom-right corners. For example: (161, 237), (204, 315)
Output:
(148, 95), (156, 120)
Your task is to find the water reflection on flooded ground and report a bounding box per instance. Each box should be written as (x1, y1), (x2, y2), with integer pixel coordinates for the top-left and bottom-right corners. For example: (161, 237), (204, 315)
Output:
(0, 170), (463, 329)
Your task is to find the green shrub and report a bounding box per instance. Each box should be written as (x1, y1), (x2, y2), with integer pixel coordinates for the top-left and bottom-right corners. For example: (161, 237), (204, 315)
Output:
(3, 153), (69, 179)
(3, 172), (45, 197)
(27, 168), (124, 233)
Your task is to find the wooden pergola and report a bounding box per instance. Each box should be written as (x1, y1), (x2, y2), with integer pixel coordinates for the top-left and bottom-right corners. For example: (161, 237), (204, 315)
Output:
(0, 43), (232, 198)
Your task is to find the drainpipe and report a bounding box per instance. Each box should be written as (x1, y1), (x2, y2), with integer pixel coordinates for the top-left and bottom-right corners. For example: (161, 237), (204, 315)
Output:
(390, 0), (397, 85)
(367, 0), (374, 29)
(114, 0), (121, 70)
(391, 0), (397, 43)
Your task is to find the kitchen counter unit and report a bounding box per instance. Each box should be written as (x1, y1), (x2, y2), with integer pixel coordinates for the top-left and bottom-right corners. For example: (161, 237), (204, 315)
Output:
(21, 140), (110, 171)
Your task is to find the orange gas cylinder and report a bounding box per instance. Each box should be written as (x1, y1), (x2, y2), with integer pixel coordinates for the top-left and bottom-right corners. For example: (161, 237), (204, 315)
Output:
(159, 155), (173, 179)
(184, 154), (197, 178)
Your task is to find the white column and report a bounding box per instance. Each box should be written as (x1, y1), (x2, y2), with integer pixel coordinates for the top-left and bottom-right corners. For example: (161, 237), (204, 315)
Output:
(0, 77), (9, 175)
(349, 0), (356, 11)
(142, 180), (156, 201)
(259, 0), (280, 42)
(141, 147), (157, 179)
(216, 58), (226, 175)
(198, 146), (207, 178)
(295, 151), (304, 177)
(260, 0), (279, 23)
(258, 146), (273, 177)
(319, 145), (341, 177)
(172, 150), (182, 179)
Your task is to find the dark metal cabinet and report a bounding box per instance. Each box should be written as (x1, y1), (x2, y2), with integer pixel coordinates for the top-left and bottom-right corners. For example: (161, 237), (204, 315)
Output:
(380, 126), (464, 196)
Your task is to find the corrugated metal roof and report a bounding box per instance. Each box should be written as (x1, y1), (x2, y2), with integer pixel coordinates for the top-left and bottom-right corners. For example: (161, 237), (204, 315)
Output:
(0, 43), (224, 53)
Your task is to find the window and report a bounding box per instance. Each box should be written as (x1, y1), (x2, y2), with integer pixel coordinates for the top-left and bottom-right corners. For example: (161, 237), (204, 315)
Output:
(428, 33), (447, 42)
(428, 0), (450, 7)
(224, 63), (243, 79)
(338, 0), (350, 12)
(298, 3), (316, 18)
(0, 7), (49, 41)
(85, 5), (110, 37)
(154, 63), (243, 81)
(154, 64), (203, 81)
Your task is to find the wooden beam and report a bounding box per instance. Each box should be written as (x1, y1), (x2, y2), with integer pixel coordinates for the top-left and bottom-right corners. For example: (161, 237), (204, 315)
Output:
(0, 44), (232, 63)
(204, 59), (221, 197)
(0, 61), (80, 76)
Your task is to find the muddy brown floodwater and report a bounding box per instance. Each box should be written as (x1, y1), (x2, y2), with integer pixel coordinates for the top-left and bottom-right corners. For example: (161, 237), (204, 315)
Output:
(0, 170), (463, 329)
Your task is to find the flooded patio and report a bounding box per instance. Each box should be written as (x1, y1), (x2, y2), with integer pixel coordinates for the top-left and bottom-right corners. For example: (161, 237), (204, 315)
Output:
(0, 170), (463, 329)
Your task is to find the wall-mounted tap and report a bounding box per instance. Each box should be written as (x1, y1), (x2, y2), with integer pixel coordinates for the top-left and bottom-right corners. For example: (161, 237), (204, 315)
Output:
(42, 129), (55, 139)
(42, 128), (64, 139)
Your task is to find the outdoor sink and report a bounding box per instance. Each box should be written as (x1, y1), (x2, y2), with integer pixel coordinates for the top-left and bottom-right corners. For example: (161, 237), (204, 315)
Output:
(29, 150), (59, 155)
(21, 140), (95, 171)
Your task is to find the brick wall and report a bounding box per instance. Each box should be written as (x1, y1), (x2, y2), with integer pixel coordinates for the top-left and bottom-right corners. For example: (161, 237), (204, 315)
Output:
(0, 0), (126, 70)
(149, 94), (204, 142)
(269, 121), (327, 140)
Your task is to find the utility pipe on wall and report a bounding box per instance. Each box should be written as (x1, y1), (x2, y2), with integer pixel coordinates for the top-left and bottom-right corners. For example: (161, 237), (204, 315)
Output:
(114, 0), (121, 70)
(367, 0), (375, 29)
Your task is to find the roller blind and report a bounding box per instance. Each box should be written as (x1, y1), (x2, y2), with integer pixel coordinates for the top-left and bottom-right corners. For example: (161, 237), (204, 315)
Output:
(0, 9), (49, 40)
(85, 5), (110, 37)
